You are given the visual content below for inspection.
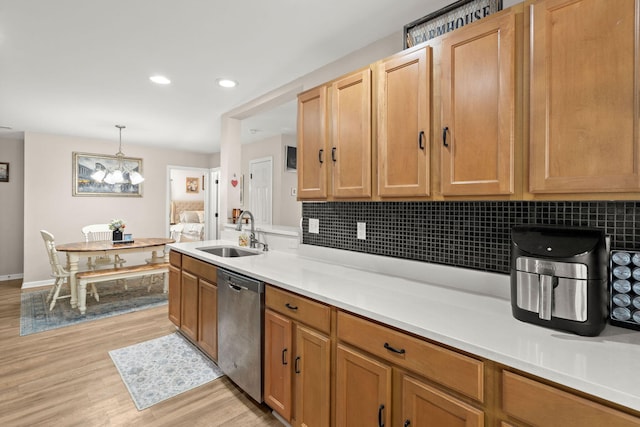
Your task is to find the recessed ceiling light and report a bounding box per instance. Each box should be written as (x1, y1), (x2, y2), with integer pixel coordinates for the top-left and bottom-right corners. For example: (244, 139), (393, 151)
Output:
(217, 78), (238, 88)
(150, 75), (171, 85)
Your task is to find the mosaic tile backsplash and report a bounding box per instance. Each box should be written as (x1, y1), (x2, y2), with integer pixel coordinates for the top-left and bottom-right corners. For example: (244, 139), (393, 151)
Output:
(302, 201), (640, 275)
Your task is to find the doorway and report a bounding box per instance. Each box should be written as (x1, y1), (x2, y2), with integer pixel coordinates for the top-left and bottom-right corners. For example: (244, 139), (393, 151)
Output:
(167, 166), (219, 241)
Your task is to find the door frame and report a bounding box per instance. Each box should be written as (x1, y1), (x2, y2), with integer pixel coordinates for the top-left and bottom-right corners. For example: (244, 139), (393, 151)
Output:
(166, 165), (212, 240)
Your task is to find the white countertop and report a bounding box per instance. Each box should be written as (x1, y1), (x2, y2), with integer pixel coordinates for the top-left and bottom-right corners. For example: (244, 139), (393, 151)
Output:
(169, 240), (640, 412)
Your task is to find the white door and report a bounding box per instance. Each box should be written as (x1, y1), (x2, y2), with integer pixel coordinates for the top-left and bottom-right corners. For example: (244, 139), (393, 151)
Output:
(249, 157), (272, 226)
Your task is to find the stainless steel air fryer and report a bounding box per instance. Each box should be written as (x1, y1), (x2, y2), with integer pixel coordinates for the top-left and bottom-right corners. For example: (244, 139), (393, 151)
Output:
(510, 225), (609, 336)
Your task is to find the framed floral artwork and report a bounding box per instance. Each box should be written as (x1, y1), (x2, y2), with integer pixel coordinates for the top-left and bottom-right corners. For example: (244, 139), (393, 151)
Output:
(186, 177), (199, 193)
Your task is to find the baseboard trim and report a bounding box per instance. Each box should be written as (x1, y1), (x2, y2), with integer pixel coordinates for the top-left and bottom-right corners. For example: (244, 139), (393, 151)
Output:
(21, 279), (54, 289)
(0, 273), (24, 282)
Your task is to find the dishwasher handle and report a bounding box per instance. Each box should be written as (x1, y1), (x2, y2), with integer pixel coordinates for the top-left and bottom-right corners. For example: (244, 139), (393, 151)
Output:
(227, 283), (245, 292)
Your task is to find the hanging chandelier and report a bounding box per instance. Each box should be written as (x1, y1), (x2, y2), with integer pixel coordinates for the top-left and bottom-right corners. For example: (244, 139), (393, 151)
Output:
(91, 125), (144, 185)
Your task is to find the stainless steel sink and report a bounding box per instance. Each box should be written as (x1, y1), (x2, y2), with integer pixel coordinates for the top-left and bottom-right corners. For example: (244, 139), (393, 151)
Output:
(196, 246), (260, 258)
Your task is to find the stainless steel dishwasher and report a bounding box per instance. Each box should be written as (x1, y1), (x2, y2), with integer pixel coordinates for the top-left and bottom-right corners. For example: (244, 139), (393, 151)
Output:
(217, 268), (264, 402)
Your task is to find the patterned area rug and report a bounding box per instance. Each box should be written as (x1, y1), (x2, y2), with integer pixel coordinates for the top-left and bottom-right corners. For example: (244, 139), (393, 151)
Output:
(20, 279), (168, 336)
(109, 333), (224, 410)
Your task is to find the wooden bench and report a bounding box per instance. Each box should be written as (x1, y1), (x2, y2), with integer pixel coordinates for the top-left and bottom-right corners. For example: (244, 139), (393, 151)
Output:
(75, 263), (170, 314)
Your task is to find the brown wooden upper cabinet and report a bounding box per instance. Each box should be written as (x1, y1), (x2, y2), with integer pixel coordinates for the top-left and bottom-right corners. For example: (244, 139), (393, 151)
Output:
(528, 0), (640, 194)
(440, 9), (518, 196)
(297, 69), (372, 201)
(330, 68), (372, 199)
(377, 46), (432, 198)
(297, 86), (328, 199)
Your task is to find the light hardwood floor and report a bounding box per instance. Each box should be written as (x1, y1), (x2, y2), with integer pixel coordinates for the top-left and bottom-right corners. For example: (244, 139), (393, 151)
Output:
(0, 279), (282, 427)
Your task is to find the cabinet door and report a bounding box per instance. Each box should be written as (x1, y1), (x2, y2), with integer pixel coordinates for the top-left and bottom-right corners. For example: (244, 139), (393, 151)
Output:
(180, 270), (198, 341)
(402, 374), (484, 427)
(441, 11), (516, 196)
(529, 0), (640, 193)
(298, 86), (328, 199)
(294, 325), (331, 427)
(264, 309), (293, 422)
(377, 47), (431, 197)
(168, 264), (181, 326)
(330, 68), (372, 198)
(197, 278), (217, 360)
(336, 344), (391, 427)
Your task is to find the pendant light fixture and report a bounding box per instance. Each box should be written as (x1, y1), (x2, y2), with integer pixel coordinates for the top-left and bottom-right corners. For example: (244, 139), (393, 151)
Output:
(91, 125), (144, 185)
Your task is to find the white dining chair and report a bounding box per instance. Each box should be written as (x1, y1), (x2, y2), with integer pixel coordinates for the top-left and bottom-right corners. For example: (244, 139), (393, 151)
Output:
(40, 230), (99, 311)
(81, 224), (127, 269)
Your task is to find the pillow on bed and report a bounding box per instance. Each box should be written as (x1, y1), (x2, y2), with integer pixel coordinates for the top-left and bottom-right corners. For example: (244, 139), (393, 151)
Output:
(179, 211), (200, 223)
(195, 210), (205, 223)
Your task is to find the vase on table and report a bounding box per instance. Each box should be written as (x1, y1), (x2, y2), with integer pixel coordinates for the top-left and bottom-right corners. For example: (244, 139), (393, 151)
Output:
(113, 230), (123, 241)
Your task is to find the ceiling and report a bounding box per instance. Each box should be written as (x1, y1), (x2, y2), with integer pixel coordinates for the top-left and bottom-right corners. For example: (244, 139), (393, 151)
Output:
(0, 0), (449, 153)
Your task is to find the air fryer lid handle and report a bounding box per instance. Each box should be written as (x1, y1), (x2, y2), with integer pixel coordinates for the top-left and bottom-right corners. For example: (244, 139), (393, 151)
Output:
(511, 225), (606, 258)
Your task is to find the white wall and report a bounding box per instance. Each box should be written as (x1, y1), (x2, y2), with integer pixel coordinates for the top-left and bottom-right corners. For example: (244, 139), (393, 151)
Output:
(23, 131), (215, 285)
(0, 135), (24, 279)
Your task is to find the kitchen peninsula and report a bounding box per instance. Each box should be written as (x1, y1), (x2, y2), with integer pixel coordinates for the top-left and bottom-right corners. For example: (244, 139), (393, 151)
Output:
(169, 240), (640, 426)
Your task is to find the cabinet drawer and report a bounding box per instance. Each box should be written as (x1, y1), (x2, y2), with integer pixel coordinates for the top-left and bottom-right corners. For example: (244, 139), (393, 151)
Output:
(502, 371), (640, 427)
(182, 255), (217, 283)
(338, 311), (484, 402)
(265, 286), (331, 334)
(169, 250), (182, 268)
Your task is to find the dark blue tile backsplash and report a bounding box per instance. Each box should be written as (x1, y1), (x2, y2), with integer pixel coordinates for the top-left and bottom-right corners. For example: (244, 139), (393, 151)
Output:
(302, 201), (640, 275)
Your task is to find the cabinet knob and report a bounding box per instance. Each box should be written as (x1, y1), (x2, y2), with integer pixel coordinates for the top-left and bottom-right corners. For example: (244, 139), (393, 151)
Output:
(443, 126), (449, 147)
(282, 348), (288, 365)
(378, 404), (385, 427)
(294, 356), (301, 374)
(331, 147), (337, 162)
(318, 149), (324, 164)
(418, 130), (425, 150)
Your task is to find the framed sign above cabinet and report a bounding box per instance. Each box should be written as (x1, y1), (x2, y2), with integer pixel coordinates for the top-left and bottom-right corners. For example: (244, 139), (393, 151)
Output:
(404, 0), (502, 48)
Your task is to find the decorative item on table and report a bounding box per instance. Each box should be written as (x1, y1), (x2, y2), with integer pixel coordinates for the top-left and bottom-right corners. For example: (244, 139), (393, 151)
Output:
(109, 219), (126, 241)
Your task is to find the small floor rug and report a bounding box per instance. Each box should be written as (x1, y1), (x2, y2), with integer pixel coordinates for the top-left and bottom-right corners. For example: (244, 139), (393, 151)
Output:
(20, 279), (168, 336)
(109, 332), (224, 410)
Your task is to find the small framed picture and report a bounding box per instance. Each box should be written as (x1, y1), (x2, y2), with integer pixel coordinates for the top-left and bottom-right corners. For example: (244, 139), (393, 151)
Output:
(186, 177), (199, 193)
(0, 162), (8, 182)
(285, 145), (297, 172)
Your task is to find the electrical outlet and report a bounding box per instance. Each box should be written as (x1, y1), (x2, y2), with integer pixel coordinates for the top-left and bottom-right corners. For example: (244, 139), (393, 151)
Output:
(291, 187), (297, 196)
(357, 222), (366, 240)
(309, 218), (320, 234)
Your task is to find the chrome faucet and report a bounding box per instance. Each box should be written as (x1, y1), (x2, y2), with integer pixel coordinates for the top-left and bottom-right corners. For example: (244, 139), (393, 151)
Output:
(235, 210), (268, 251)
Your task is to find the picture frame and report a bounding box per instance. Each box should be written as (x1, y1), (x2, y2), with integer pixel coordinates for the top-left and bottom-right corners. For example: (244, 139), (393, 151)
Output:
(186, 177), (199, 193)
(0, 162), (8, 182)
(72, 152), (143, 197)
(404, 0), (502, 48)
(285, 145), (297, 172)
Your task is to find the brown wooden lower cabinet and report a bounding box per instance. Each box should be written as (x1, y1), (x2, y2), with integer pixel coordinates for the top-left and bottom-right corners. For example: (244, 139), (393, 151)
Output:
(502, 371), (640, 427)
(168, 262), (181, 326)
(180, 270), (199, 341)
(167, 252), (218, 361)
(264, 286), (331, 427)
(335, 343), (392, 427)
(197, 278), (217, 359)
(401, 374), (484, 427)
